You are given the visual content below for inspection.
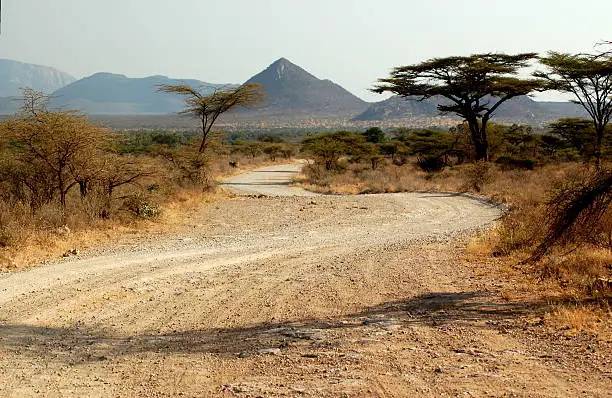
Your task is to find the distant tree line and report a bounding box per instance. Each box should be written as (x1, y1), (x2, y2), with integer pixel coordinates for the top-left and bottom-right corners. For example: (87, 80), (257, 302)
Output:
(301, 121), (611, 173)
(373, 49), (612, 168)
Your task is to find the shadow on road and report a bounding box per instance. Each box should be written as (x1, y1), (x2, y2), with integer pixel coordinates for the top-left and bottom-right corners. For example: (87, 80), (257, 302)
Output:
(0, 291), (552, 364)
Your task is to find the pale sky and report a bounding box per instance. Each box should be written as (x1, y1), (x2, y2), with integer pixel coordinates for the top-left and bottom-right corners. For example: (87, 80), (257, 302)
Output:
(1, 0), (610, 101)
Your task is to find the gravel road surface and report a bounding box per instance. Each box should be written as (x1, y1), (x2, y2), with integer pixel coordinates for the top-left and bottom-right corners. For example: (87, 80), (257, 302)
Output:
(0, 163), (608, 397)
(222, 163), (318, 196)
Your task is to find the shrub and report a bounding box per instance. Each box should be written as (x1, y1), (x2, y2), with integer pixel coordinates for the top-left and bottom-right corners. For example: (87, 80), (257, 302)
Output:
(301, 131), (369, 170)
(493, 201), (546, 255)
(462, 161), (493, 193)
(124, 194), (161, 219)
(529, 170), (611, 261)
(417, 155), (446, 172)
(495, 156), (535, 170)
(0, 228), (13, 248)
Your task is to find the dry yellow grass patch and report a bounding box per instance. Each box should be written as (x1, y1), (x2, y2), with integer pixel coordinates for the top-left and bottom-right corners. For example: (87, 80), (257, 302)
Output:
(546, 304), (610, 336)
(0, 221), (139, 271)
(0, 154), (281, 272)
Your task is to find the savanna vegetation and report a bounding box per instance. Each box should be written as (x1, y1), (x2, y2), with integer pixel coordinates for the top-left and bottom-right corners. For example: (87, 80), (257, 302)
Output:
(300, 122), (611, 321)
(1, 47), (610, 327)
(299, 49), (612, 311)
(0, 88), (297, 269)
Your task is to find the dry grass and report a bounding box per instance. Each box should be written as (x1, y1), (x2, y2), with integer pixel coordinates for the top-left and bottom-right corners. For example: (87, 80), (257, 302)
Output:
(209, 153), (284, 179)
(546, 303), (610, 335)
(298, 162), (464, 194)
(302, 159), (611, 306)
(540, 247), (612, 295)
(0, 219), (139, 271)
(0, 152), (279, 272)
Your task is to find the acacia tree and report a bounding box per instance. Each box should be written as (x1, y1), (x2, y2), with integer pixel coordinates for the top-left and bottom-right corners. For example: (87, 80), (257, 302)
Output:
(547, 118), (602, 161)
(301, 131), (366, 170)
(0, 89), (109, 209)
(158, 83), (263, 153)
(535, 52), (612, 168)
(372, 53), (544, 161)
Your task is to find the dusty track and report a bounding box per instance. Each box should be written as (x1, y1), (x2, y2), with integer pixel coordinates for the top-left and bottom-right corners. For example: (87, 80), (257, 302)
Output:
(0, 164), (608, 397)
(222, 163), (317, 197)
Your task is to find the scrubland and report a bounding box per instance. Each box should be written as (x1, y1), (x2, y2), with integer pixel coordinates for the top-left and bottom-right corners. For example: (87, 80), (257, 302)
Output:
(0, 94), (294, 270)
(299, 126), (610, 334)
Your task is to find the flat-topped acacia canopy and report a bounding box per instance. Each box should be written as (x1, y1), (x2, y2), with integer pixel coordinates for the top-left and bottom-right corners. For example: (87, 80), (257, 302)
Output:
(373, 53), (544, 161)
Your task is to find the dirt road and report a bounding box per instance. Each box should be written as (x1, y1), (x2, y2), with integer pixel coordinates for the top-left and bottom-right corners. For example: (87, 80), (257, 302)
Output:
(222, 163), (318, 197)
(0, 164), (608, 397)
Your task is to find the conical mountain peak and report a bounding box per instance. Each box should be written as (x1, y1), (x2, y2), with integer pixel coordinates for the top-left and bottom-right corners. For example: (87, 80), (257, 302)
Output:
(243, 58), (367, 117)
(254, 57), (319, 83)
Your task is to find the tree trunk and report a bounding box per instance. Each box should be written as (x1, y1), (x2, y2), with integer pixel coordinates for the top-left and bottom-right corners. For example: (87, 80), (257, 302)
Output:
(473, 140), (488, 161)
(468, 120), (489, 161)
(595, 125), (604, 170)
(199, 116), (209, 153)
(58, 172), (67, 208)
(78, 180), (89, 198)
(198, 138), (207, 153)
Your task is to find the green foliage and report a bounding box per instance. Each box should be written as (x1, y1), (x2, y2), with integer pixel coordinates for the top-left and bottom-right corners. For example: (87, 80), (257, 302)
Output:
(379, 140), (410, 165)
(536, 52), (612, 167)
(495, 156), (535, 170)
(227, 139), (297, 162)
(257, 134), (285, 143)
(488, 124), (539, 162)
(262, 143), (295, 161)
(393, 128), (466, 171)
(301, 131), (374, 170)
(362, 127), (386, 143)
(158, 83), (264, 153)
(373, 53), (545, 160)
(236, 141), (264, 159)
(547, 118), (599, 161)
(117, 130), (192, 154)
(151, 132), (186, 147)
(417, 155), (446, 172)
(463, 161), (493, 193)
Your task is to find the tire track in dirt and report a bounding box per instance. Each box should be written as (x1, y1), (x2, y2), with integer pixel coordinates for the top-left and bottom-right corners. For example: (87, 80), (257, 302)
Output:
(2, 163), (605, 397)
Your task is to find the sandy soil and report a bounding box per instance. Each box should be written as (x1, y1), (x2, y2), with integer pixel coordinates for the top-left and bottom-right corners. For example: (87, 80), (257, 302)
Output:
(0, 164), (609, 397)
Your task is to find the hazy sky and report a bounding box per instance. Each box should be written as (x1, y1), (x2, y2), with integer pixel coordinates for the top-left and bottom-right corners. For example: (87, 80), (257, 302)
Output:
(1, 0), (611, 101)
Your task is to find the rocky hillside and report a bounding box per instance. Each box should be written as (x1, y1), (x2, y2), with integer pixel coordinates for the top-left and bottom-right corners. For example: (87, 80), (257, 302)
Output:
(353, 95), (587, 124)
(240, 58), (368, 118)
(0, 59), (75, 97)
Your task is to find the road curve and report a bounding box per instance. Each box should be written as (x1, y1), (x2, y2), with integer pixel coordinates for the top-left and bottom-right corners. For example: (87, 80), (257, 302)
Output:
(222, 163), (318, 196)
(0, 163), (510, 396)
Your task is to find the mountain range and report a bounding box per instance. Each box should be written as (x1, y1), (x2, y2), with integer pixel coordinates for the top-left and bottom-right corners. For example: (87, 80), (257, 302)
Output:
(49, 73), (230, 115)
(0, 57), (586, 125)
(353, 95), (587, 124)
(0, 59), (75, 97)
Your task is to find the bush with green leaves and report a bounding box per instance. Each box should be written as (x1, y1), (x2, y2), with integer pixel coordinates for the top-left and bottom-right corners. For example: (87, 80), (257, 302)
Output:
(301, 131), (371, 170)
(495, 156), (535, 170)
(393, 128), (466, 171)
(362, 127), (386, 144)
